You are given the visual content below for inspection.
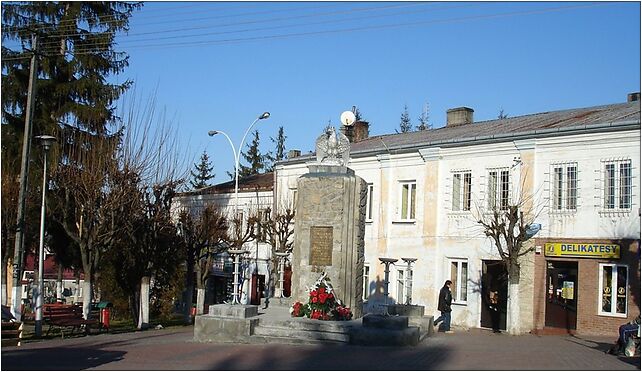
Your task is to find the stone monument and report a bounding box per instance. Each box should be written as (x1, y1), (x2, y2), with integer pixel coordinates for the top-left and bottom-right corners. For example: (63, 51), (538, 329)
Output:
(291, 125), (367, 318)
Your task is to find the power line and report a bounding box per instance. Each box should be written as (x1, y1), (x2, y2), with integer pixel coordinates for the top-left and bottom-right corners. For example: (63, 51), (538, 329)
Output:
(35, 2), (423, 49)
(7, 2), (341, 39)
(47, 2), (448, 53)
(62, 2), (611, 54)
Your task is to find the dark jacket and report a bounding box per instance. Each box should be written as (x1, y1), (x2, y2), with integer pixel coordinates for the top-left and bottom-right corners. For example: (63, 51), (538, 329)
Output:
(438, 285), (452, 313)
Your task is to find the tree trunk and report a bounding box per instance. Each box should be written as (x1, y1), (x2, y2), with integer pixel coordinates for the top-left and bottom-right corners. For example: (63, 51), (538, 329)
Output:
(196, 287), (205, 315)
(82, 280), (92, 319)
(2, 252), (9, 305)
(74, 276), (80, 304)
(56, 264), (63, 302)
(183, 257), (195, 324)
(183, 283), (194, 323)
(507, 264), (521, 335)
(138, 276), (150, 330)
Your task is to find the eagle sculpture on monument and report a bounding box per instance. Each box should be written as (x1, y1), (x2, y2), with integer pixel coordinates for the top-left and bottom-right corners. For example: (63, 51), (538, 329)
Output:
(315, 126), (351, 166)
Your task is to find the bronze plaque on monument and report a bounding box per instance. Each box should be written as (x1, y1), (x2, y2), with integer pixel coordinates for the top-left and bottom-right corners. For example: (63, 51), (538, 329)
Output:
(310, 226), (333, 266)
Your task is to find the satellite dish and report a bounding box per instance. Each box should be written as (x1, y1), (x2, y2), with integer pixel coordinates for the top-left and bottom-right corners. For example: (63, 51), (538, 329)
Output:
(340, 111), (356, 126)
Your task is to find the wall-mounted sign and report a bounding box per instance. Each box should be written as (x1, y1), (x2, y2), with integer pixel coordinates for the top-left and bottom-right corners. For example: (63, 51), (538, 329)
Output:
(544, 243), (620, 259)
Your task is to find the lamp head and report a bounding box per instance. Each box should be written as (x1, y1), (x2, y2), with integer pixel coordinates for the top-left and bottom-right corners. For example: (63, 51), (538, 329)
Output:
(208, 130), (219, 137)
(34, 135), (57, 151)
(259, 112), (270, 120)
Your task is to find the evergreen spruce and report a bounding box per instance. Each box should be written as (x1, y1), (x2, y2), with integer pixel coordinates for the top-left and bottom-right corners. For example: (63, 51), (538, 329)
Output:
(2, 2), (142, 141)
(417, 102), (431, 131)
(354, 107), (363, 121)
(266, 126), (287, 172)
(397, 104), (413, 133)
(238, 130), (266, 177)
(190, 151), (215, 189)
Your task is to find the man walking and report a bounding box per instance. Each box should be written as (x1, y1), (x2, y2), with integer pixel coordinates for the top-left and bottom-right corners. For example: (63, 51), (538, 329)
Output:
(434, 280), (453, 333)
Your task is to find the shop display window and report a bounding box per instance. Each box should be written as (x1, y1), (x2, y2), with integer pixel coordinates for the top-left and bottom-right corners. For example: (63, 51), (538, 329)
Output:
(599, 264), (628, 317)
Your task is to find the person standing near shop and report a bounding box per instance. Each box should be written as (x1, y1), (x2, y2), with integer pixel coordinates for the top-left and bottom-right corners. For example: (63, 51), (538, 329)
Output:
(434, 280), (453, 333)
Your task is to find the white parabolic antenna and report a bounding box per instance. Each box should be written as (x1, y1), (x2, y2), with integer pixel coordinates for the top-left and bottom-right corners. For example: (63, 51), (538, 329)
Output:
(340, 110), (356, 126)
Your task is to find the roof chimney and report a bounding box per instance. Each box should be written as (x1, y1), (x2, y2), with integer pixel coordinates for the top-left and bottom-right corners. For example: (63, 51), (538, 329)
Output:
(627, 92), (640, 102)
(446, 107), (474, 127)
(341, 120), (370, 143)
(287, 149), (301, 159)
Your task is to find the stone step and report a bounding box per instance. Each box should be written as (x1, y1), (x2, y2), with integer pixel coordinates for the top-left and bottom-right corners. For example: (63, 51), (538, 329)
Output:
(260, 318), (357, 332)
(249, 334), (345, 346)
(253, 324), (351, 343)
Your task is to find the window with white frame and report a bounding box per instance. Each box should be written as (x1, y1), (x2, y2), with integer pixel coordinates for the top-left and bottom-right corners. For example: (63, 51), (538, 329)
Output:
(599, 264), (628, 316)
(603, 159), (632, 210)
(396, 269), (405, 303)
(399, 181), (417, 220)
(551, 162), (578, 211)
(452, 171), (472, 211)
(366, 183), (374, 221)
(363, 265), (370, 300)
(487, 168), (510, 210)
(450, 259), (468, 303)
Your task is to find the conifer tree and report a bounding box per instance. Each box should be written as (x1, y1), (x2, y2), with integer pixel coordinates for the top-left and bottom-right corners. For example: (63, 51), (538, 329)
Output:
(354, 107), (363, 121)
(238, 130), (266, 177)
(397, 104), (413, 133)
(417, 102), (431, 131)
(266, 126), (287, 172)
(2, 2), (142, 140)
(190, 151), (215, 189)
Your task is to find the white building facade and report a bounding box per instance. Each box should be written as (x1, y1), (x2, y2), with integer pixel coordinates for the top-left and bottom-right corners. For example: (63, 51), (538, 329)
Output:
(172, 173), (275, 305)
(275, 95), (640, 335)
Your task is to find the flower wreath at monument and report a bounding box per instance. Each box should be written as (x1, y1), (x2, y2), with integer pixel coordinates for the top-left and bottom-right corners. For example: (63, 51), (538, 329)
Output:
(289, 272), (353, 321)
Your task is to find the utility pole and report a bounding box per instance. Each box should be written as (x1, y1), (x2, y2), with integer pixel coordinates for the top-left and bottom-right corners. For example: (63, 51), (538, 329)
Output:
(11, 34), (39, 320)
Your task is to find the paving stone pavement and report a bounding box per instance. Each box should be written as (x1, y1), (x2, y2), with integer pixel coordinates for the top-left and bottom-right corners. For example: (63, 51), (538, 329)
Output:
(1, 326), (639, 370)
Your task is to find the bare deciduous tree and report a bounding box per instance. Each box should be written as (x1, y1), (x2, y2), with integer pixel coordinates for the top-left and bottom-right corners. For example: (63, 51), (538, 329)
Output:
(473, 168), (542, 334)
(261, 204), (295, 302)
(177, 206), (228, 318)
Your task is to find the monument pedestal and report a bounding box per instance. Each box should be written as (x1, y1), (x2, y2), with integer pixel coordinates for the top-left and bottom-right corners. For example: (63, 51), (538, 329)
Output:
(193, 304), (259, 343)
(292, 164), (366, 318)
(350, 314), (420, 346)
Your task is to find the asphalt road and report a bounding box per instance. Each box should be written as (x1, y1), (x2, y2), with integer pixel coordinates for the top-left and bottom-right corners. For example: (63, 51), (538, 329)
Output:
(1, 326), (639, 370)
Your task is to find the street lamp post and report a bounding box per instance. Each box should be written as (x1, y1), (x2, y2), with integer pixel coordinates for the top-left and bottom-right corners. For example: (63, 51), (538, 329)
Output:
(34, 135), (56, 338)
(208, 111), (270, 214)
(208, 112), (270, 305)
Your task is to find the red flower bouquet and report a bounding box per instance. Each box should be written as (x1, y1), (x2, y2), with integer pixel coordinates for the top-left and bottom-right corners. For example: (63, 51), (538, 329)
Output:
(290, 273), (353, 321)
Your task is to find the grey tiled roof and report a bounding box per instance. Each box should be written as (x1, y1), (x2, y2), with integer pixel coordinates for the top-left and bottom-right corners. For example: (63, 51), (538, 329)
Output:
(177, 172), (274, 196)
(350, 101), (640, 155)
(283, 101), (640, 164)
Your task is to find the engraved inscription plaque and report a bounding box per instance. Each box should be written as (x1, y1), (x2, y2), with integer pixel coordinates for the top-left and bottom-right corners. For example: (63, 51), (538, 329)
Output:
(310, 226), (333, 266)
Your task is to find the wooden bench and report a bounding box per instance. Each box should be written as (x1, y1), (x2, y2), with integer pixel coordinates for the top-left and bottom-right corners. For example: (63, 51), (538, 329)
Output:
(1, 321), (23, 347)
(43, 304), (99, 338)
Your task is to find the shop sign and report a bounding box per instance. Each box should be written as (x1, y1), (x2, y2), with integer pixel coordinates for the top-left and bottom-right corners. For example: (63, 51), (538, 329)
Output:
(544, 242), (620, 259)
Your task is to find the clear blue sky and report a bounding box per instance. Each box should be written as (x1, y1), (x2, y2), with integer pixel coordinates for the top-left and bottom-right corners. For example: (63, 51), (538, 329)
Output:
(113, 1), (641, 184)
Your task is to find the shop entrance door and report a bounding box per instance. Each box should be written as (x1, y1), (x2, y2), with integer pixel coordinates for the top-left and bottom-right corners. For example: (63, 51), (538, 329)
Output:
(480, 260), (508, 330)
(545, 261), (577, 331)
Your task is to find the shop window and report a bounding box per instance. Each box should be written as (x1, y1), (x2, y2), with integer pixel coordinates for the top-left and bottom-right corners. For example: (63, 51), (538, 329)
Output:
(363, 265), (370, 300)
(487, 169), (510, 211)
(602, 159), (632, 211)
(399, 181), (416, 220)
(450, 259), (468, 304)
(366, 183), (374, 221)
(551, 162), (578, 211)
(599, 264), (628, 317)
(452, 171), (472, 211)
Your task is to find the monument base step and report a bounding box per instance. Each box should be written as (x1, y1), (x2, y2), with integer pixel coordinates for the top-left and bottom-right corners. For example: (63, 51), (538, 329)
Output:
(252, 318), (354, 344)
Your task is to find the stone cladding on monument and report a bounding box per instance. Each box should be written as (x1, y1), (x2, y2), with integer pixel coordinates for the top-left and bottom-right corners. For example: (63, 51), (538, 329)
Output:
(292, 165), (366, 318)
